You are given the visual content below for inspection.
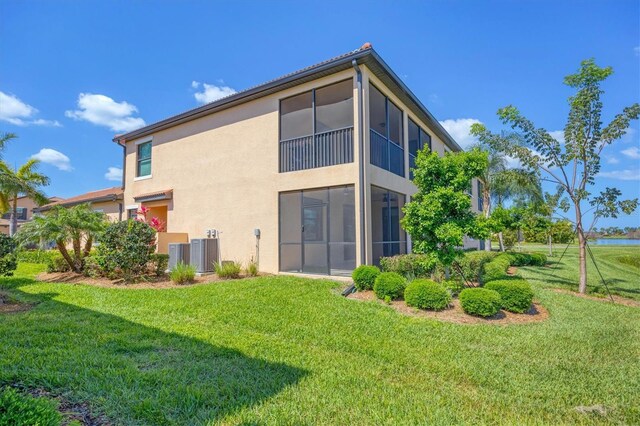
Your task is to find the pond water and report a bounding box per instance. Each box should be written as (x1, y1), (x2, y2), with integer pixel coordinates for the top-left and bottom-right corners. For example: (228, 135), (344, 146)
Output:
(594, 238), (640, 245)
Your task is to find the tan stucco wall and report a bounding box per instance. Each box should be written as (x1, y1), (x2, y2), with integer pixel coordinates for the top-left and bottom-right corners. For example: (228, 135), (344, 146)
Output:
(124, 69), (361, 273)
(122, 65), (480, 274)
(87, 200), (122, 223)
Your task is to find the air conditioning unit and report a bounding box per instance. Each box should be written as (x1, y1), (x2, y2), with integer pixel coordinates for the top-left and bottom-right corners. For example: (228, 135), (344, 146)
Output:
(168, 243), (191, 271)
(190, 238), (219, 273)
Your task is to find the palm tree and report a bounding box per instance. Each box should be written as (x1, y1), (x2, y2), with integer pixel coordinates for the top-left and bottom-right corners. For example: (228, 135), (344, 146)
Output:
(17, 204), (108, 272)
(0, 159), (50, 236)
(473, 143), (542, 251)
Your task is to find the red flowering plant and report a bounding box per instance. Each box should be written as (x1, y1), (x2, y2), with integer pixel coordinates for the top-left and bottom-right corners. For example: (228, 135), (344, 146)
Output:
(136, 206), (166, 232)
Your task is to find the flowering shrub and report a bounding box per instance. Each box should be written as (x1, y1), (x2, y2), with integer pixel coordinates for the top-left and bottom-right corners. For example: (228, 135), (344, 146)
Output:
(136, 206), (166, 232)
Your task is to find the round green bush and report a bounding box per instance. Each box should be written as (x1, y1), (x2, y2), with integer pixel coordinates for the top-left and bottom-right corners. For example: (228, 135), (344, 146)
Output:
(529, 253), (547, 266)
(404, 279), (451, 310)
(352, 265), (381, 291)
(459, 288), (502, 317)
(373, 272), (406, 300)
(485, 279), (534, 313)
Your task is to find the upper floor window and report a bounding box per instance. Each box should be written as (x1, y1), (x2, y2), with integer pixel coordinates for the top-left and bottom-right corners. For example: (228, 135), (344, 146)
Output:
(279, 80), (354, 173)
(408, 119), (432, 180)
(2, 207), (27, 221)
(137, 141), (152, 177)
(369, 84), (404, 177)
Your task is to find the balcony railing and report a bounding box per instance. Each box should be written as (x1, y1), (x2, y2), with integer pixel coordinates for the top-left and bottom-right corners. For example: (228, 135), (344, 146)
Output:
(280, 127), (354, 173)
(370, 129), (405, 177)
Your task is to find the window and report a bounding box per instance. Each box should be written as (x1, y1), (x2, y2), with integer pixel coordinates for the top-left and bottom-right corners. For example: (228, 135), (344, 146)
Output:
(371, 186), (407, 265)
(279, 185), (356, 275)
(369, 84), (405, 177)
(408, 119), (432, 180)
(280, 91), (313, 141)
(127, 208), (138, 220)
(137, 142), (152, 177)
(280, 80), (354, 172)
(2, 207), (28, 220)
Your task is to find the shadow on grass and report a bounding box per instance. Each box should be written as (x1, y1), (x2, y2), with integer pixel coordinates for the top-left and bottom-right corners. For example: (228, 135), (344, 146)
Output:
(0, 276), (307, 424)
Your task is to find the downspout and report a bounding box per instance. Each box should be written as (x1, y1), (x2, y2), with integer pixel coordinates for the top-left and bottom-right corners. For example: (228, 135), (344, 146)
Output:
(352, 59), (367, 265)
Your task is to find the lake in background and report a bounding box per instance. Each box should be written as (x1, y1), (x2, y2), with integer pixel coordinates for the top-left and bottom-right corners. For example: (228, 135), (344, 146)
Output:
(595, 239), (640, 245)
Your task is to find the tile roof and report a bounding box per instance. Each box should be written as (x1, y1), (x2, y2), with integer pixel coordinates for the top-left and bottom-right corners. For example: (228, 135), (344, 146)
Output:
(36, 187), (123, 211)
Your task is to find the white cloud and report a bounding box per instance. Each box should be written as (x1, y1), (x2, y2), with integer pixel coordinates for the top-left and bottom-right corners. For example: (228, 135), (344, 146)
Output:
(0, 91), (61, 127)
(439, 118), (482, 149)
(621, 146), (640, 159)
(548, 130), (565, 144)
(31, 148), (72, 171)
(192, 81), (236, 104)
(65, 93), (146, 132)
(597, 169), (640, 181)
(606, 156), (620, 164)
(104, 166), (123, 182)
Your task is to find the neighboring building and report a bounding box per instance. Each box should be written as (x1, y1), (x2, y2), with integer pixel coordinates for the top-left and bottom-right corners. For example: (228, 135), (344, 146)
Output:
(35, 187), (124, 222)
(0, 195), (64, 235)
(113, 44), (483, 276)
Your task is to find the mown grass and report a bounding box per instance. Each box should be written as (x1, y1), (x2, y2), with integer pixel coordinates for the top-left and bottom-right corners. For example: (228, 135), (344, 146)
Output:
(517, 244), (640, 300)
(1, 262), (639, 425)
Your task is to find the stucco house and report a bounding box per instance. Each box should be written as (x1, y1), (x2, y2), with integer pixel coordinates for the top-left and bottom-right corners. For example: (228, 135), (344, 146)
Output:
(34, 187), (124, 223)
(113, 44), (483, 276)
(0, 195), (64, 235)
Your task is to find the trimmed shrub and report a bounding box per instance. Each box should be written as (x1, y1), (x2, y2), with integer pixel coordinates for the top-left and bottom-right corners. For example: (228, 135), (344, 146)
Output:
(46, 252), (71, 273)
(508, 252), (532, 266)
(16, 249), (56, 264)
(456, 251), (497, 283)
(459, 288), (502, 317)
(404, 279), (451, 310)
(149, 253), (169, 276)
(485, 279), (534, 313)
(0, 234), (17, 277)
(170, 262), (196, 284)
(0, 386), (62, 426)
(379, 253), (437, 279)
(352, 265), (380, 291)
(530, 253), (547, 266)
(481, 253), (513, 283)
(442, 279), (465, 296)
(373, 272), (406, 300)
(214, 261), (242, 279)
(82, 255), (103, 278)
(97, 220), (156, 281)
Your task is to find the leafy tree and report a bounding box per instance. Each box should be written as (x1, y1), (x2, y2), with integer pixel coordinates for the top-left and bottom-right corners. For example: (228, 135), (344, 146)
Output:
(0, 159), (50, 236)
(472, 143), (540, 251)
(402, 149), (490, 267)
(17, 204), (108, 272)
(471, 59), (639, 293)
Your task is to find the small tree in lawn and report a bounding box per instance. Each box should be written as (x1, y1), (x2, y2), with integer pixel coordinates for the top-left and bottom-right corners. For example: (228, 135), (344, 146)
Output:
(402, 149), (490, 271)
(471, 59), (639, 294)
(17, 203), (108, 272)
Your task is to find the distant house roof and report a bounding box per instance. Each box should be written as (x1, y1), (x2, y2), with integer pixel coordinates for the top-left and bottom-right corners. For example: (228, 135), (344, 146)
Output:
(113, 44), (462, 152)
(35, 187), (123, 212)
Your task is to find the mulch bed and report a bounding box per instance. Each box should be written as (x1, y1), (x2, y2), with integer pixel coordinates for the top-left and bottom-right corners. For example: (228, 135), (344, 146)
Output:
(10, 385), (109, 426)
(551, 288), (640, 308)
(0, 292), (32, 314)
(347, 290), (549, 325)
(35, 271), (264, 289)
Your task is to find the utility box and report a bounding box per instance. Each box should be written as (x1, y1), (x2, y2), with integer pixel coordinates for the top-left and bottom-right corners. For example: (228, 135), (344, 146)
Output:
(168, 243), (191, 271)
(190, 238), (218, 273)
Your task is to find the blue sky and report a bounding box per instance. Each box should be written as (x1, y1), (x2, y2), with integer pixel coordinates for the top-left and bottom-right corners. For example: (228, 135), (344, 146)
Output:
(1, 0), (639, 228)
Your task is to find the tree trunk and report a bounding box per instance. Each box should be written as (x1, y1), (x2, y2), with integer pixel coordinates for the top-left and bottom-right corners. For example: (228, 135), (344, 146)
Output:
(575, 204), (588, 294)
(72, 237), (83, 272)
(56, 241), (79, 273)
(83, 235), (93, 258)
(498, 232), (505, 252)
(483, 188), (491, 251)
(9, 195), (17, 237)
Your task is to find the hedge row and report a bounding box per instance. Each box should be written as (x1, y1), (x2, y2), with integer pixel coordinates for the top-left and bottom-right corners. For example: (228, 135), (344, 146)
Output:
(481, 252), (547, 283)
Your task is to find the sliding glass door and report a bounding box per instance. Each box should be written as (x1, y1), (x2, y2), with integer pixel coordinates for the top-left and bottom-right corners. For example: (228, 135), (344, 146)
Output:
(279, 186), (355, 276)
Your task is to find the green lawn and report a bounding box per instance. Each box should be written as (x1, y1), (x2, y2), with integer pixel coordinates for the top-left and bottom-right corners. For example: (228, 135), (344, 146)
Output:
(516, 243), (640, 300)
(1, 262), (639, 425)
